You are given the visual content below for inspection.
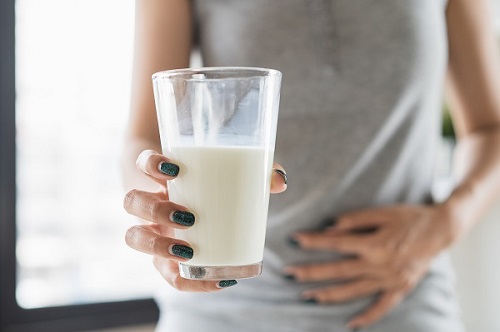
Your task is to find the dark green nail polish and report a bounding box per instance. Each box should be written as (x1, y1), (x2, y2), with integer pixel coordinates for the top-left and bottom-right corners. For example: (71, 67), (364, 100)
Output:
(351, 226), (377, 234)
(159, 162), (179, 177)
(170, 245), (193, 259)
(302, 298), (318, 304)
(321, 217), (337, 230)
(172, 211), (195, 226)
(218, 280), (238, 288)
(275, 169), (288, 185)
(284, 274), (296, 281)
(287, 236), (300, 247)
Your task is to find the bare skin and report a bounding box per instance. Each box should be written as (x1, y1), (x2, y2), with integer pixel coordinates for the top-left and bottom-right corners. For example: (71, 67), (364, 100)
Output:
(123, 0), (500, 328)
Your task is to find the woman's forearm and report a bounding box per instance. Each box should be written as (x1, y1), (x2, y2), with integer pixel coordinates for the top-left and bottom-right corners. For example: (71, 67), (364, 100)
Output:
(442, 0), (500, 246)
(441, 128), (500, 244)
(123, 0), (192, 192)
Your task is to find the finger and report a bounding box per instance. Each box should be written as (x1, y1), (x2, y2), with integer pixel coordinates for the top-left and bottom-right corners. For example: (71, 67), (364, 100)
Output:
(293, 232), (372, 255)
(347, 291), (404, 329)
(271, 163), (287, 193)
(125, 224), (194, 261)
(123, 189), (195, 227)
(146, 222), (174, 238)
(152, 257), (238, 292)
(136, 149), (180, 186)
(302, 279), (382, 304)
(334, 208), (393, 232)
(285, 259), (370, 282)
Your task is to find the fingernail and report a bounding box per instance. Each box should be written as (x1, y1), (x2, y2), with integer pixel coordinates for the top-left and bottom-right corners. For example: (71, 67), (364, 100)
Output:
(351, 226), (377, 234)
(275, 169), (288, 185)
(171, 211), (195, 226)
(301, 297), (318, 304)
(287, 236), (300, 247)
(321, 217), (337, 229)
(170, 244), (193, 259)
(159, 162), (179, 177)
(284, 273), (296, 281)
(218, 280), (238, 288)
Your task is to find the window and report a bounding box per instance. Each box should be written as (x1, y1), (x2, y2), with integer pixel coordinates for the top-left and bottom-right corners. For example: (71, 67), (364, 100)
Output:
(1, 0), (160, 330)
(2, 1), (500, 331)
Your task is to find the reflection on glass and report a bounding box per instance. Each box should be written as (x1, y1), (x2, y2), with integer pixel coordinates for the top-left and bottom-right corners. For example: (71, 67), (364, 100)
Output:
(15, 0), (160, 308)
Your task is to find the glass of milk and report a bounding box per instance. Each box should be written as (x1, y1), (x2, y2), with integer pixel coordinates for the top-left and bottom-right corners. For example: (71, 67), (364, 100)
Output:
(152, 67), (282, 280)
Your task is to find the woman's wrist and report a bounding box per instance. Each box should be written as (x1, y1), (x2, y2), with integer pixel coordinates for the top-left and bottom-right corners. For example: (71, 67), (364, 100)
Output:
(434, 186), (476, 248)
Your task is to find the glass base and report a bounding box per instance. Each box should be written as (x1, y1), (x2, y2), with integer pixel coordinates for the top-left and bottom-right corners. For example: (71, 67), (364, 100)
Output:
(179, 262), (262, 280)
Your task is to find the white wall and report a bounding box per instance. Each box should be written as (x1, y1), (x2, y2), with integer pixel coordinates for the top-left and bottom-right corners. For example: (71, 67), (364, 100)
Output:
(451, 201), (500, 332)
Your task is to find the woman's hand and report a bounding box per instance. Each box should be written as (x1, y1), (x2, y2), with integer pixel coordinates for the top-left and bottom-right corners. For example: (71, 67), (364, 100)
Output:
(285, 204), (455, 329)
(123, 150), (287, 292)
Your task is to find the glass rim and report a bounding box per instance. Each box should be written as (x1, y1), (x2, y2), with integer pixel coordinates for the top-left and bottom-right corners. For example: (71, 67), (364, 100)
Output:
(152, 66), (282, 82)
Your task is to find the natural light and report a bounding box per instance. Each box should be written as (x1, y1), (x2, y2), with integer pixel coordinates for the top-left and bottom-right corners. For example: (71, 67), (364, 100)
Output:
(15, 0), (161, 308)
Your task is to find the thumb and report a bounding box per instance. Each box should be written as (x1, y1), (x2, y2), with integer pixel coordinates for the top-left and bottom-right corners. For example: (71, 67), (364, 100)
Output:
(271, 164), (287, 194)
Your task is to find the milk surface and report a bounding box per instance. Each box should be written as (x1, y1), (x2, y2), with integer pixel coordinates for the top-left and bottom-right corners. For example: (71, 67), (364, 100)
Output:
(167, 146), (273, 266)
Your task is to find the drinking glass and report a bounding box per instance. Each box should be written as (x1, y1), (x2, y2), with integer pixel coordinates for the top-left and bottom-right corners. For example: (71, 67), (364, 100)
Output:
(152, 67), (282, 280)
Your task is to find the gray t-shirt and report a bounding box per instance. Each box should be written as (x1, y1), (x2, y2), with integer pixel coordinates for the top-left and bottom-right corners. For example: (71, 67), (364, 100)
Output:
(156, 1), (465, 331)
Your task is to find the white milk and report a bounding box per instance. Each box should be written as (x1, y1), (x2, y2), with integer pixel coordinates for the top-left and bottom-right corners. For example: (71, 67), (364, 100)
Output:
(167, 146), (273, 266)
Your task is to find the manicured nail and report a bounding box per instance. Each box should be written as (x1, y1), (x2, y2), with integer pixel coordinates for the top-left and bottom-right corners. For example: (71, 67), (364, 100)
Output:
(171, 211), (195, 226)
(218, 280), (238, 288)
(301, 297), (318, 304)
(284, 274), (296, 281)
(275, 169), (288, 185)
(159, 162), (179, 177)
(321, 217), (337, 229)
(351, 226), (377, 234)
(169, 244), (193, 259)
(287, 236), (300, 247)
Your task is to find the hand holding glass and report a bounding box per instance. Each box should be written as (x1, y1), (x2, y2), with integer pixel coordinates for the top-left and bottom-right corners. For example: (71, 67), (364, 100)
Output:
(153, 67), (282, 280)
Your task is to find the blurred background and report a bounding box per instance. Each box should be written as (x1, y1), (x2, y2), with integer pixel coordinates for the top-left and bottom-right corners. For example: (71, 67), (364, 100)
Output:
(14, 0), (160, 310)
(1, 0), (500, 331)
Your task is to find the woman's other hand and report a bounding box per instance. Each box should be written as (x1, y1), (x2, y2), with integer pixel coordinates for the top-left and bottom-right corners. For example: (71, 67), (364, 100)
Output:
(285, 204), (454, 328)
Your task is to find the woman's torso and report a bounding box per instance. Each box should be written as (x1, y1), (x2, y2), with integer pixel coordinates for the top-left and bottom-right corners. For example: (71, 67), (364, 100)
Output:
(156, 1), (464, 331)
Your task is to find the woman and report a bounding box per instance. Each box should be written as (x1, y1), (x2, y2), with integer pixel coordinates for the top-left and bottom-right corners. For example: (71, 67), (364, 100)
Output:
(123, 0), (500, 331)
